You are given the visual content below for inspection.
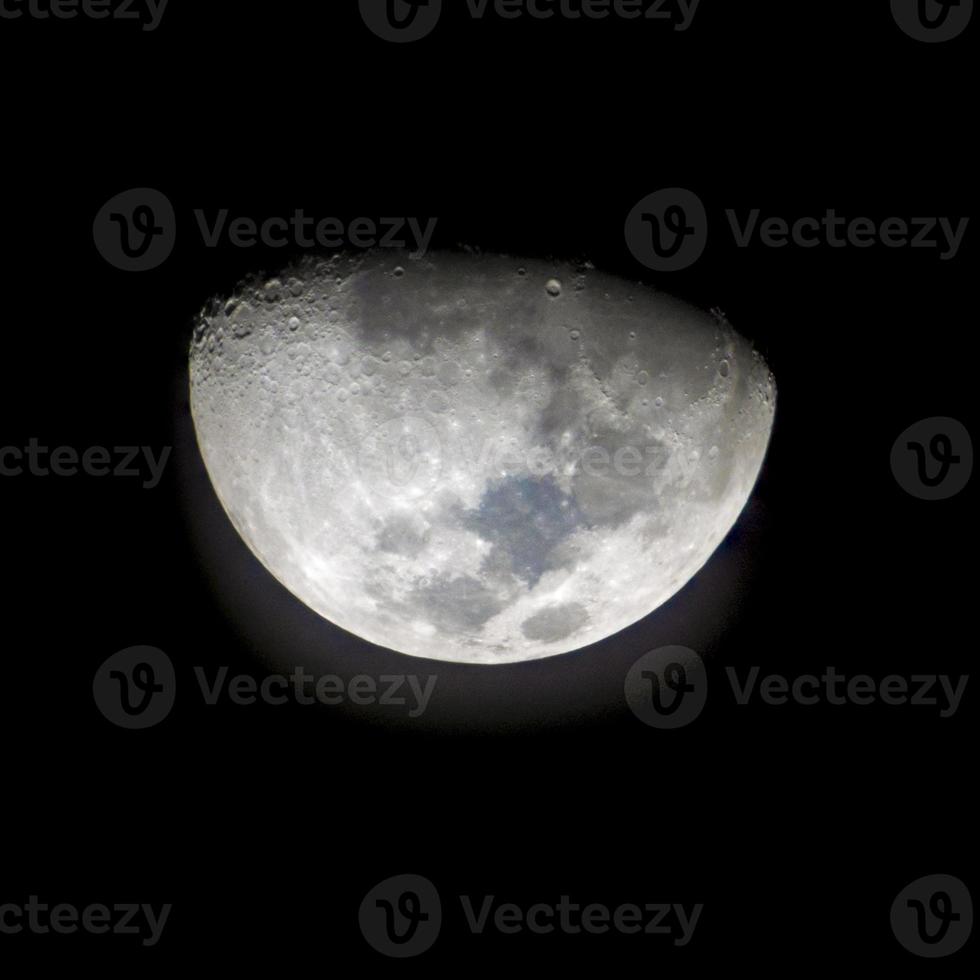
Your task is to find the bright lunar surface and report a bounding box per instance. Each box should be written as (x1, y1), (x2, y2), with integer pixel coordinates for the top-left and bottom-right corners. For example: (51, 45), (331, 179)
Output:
(189, 252), (775, 664)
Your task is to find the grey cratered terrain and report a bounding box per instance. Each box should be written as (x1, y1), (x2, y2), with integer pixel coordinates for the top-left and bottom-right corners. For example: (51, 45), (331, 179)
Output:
(189, 252), (775, 664)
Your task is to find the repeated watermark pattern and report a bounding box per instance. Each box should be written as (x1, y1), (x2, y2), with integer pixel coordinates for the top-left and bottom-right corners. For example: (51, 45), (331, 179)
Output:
(626, 648), (969, 727)
(314, 411), (971, 506)
(0, 439), (171, 488)
(0, 0), (168, 30)
(360, 0), (973, 42)
(92, 646), (437, 728)
(72, 9), (970, 968)
(891, 417), (972, 500)
(0, 897), (172, 947)
(626, 189), (970, 271)
(891, 875), (972, 957)
(94, 188), (438, 271)
(359, 874), (702, 957)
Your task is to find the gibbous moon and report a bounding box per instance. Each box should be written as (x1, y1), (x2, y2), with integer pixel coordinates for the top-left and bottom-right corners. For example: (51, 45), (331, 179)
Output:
(189, 252), (775, 664)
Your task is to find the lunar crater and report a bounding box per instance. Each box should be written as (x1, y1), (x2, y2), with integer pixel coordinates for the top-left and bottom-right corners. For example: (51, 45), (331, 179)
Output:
(189, 250), (775, 664)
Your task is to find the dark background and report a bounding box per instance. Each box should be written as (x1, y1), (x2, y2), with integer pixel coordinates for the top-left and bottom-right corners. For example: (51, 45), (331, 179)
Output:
(1, 0), (973, 971)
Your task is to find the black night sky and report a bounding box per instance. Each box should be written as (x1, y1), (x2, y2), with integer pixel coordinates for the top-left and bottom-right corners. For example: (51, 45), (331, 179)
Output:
(1, 0), (974, 971)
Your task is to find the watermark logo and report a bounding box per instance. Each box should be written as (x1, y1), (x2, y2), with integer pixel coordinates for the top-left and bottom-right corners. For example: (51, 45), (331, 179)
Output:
(95, 190), (438, 270)
(360, 0), (701, 42)
(93, 646), (176, 729)
(625, 188), (708, 272)
(0, 0), (169, 31)
(891, 875), (972, 957)
(93, 188), (176, 272)
(459, 895), (702, 942)
(727, 666), (968, 718)
(891, 417), (972, 500)
(357, 415), (444, 500)
(0, 897), (171, 946)
(359, 876), (702, 953)
(627, 190), (970, 269)
(94, 650), (438, 728)
(359, 875), (442, 958)
(0, 440), (171, 488)
(725, 209), (968, 260)
(625, 654), (969, 723)
(624, 646), (707, 728)
(194, 211), (437, 255)
(194, 667), (437, 717)
(359, 0), (443, 42)
(355, 424), (708, 501)
(891, 0), (973, 42)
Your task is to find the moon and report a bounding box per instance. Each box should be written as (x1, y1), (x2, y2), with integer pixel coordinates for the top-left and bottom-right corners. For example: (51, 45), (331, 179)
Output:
(189, 251), (775, 664)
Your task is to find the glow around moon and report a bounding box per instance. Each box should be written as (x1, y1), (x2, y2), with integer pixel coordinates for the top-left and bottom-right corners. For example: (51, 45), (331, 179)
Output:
(189, 252), (775, 664)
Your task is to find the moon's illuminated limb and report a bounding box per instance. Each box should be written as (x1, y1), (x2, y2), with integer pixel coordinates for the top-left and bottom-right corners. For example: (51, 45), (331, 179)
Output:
(189, 251), (775, 664)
